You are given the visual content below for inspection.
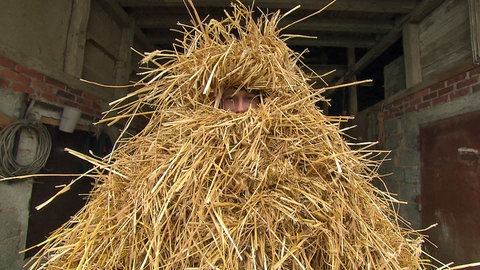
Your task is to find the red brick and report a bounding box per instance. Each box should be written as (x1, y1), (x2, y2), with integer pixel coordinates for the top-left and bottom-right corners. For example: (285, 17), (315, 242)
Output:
(430, 81), (446, 92)
(409, 96), (422, 106)
(432, 94), (449, 106)
(446, 73), (467, 86)
(92, 101), (101, 111)
(14, 64), (44, 80)
(0, 77), (11, 88)
(67, 87), (83, 96)
(456, 76), (479, 89)
(0, 55), (15, 69)
(31, 80), (58, 94)
(0, 69), (20, 82)
(405, 105), (416, 113)
(422, 91), (438, 101)
(62, 100), (80, 109)
(80, 104), (94, 115)
(469, 66), (480, 76)
(57, 89), (75, 100)
(450, 87), (471, 99)
(438, 85), (454, 96)
(11, 82), (33, 94)
(413, 88), (430, 100)
(472, 83), (480, 93)
(83, 91), (99, 101)
(40, 92), (59, 103)
(416, 101), (431, 111)
(44, 76), (66, 90)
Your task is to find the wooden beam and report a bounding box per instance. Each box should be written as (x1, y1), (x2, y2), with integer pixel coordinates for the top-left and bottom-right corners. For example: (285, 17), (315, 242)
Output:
(99, 0), (134, 27)
(347, 47), (358, 115)
(136, 15), (393, 34)
(97, 0), (137, 86)
(115, 20), (135, 88)
(133, 28), (156, 52)
(149, 32), (377, 48)
(403, 23), (422, 87)
(338, 23), (404, 85)
(409, 0), (446, 23)
(469, 0), (480, 65)
(63, 0), (91, 77)
(118, 0), (418, 13)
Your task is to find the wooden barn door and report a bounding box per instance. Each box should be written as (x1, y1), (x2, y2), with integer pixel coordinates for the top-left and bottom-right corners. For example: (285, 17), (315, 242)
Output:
(420, 110), (480, 268)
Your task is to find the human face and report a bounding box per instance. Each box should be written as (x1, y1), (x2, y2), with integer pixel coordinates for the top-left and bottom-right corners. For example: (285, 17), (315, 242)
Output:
(221, 88), (260, 113)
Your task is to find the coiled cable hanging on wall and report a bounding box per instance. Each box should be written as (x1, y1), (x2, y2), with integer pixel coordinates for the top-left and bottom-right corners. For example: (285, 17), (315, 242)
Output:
(0, 120), (52, 177)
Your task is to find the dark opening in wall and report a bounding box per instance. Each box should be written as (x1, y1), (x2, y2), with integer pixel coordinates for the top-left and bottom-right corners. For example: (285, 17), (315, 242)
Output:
(322, 39), (404, 115)
(356, 39), (403, 112)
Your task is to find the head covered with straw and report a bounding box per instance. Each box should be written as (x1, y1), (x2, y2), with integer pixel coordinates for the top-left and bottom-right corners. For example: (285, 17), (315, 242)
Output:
(27, 1), (428, 269)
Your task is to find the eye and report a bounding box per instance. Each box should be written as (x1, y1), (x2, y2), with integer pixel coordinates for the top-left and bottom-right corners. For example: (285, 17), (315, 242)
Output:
(223, 97), (235, 104)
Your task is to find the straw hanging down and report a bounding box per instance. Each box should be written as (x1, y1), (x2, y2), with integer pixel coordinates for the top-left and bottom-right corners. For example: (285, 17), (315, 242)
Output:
(26, 1), (432, 269)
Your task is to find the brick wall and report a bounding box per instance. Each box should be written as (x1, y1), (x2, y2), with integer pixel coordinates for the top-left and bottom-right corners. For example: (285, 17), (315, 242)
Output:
(0, 55), (103, 116)
(382, 66), (480, 120)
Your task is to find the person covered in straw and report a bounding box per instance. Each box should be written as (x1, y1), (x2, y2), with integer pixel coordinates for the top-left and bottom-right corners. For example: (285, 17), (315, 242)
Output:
(26, 1), (432, 269)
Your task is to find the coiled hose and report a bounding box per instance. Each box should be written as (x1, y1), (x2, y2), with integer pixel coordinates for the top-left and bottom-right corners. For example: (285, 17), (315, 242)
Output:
(0, 120), (52, 177)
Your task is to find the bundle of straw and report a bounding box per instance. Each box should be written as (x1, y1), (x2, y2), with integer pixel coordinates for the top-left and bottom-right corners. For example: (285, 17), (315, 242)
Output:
(27, 1), (428, 269)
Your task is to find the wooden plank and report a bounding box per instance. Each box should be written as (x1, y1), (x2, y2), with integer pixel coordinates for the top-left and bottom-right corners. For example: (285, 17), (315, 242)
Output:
(419, 1), (468, 48)
(418, 1), (470, 75)
(421, 26), (470, 68)
(64, 0), (91, 77)
(403, 23), (422, 88)
(423, 49), (471, 78)
(115, 20), (135, 86)
(40, 116), (93, 132)
(87, 0), (122, 61)
(469, 0), (480, 64)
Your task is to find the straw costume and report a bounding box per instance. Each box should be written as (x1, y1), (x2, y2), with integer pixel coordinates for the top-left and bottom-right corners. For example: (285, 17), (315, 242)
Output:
(28, 1), (427, 269)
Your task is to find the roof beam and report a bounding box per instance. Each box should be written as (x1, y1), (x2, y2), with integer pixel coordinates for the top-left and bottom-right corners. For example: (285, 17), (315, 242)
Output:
(135, 15), (393, 34)
(118, 0), (418, 13)
(147, 31), (377, 49)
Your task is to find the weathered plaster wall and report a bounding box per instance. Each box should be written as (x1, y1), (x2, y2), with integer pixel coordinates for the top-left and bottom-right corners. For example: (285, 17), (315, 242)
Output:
(0, 180), (33, 270)
(0, 0), (72, 71)
(0, 86), (29, 270)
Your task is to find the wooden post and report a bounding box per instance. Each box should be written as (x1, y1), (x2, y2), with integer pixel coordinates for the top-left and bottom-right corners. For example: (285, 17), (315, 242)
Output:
(348, 47), (358, 115)
(114, 21), (135, 90)
(469, 0), (480, 65)
(403, 23), (422, 88)
(64, 0), (91, 77)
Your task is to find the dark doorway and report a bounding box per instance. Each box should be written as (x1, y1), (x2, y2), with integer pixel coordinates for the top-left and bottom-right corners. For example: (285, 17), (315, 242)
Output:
(25, 125), (111, 258)
(420, 110), (480, 268)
